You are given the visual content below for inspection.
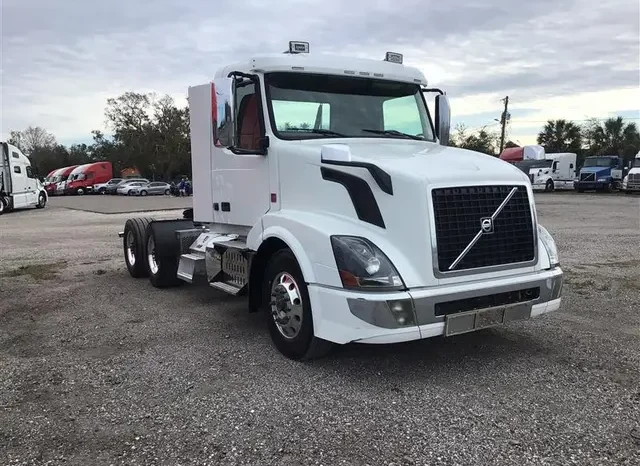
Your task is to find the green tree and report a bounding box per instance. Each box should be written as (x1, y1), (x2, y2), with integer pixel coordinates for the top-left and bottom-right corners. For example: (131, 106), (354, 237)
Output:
(582, 117), (640, 166)
(451, 124), (499, 156)
(536, 119), (582, 153)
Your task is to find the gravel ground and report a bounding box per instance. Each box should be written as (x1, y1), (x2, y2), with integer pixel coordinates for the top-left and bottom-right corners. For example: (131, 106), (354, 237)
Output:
(1, 194), (639, 466)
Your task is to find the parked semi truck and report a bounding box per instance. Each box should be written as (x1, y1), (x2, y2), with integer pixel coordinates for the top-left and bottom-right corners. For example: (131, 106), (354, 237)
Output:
(118, 43), (563, 360)
(0, 142), (48, 214)
(500, 146), (576, 191)
(574, 155), (624, 192)
(621, 151), (640, 194)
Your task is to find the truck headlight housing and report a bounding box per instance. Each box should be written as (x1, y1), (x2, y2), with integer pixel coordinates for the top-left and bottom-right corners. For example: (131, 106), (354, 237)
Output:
(538, 225), (559, 267)
(331, 236), (404, 291)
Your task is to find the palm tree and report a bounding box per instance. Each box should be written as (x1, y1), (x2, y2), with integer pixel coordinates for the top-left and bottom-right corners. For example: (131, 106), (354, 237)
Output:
(583, 117), (640, 165)
(537, 119), (582, 153)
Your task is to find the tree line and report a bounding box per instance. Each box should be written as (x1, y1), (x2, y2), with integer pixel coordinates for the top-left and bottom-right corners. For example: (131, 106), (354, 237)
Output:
(8, 94), (640, 179)
(451, 116), (640, 167)
(7, 92), (191, 181)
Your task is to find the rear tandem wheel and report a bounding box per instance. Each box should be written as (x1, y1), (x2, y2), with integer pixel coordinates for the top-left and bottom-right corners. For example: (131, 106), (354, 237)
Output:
(123, 217), (155, 278)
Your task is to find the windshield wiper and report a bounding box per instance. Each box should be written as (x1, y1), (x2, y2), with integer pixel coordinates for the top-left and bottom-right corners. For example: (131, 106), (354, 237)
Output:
(361, 129), (424, 140)
(286, 128), (348, 137)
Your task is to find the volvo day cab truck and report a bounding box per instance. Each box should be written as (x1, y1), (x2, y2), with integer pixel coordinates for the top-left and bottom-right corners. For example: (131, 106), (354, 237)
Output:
(574, 155), (623, 192)
(118, 42), (563, 360)
(526, 153), (577, 191)
(0, 142), (48, 214)
(622, 151), (640, 194)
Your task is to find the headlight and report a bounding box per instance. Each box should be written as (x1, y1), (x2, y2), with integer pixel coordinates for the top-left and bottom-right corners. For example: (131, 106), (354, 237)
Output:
(597, 178), (608, 182)
(538, 225), (559, 267)
(331, 236), (404, 291)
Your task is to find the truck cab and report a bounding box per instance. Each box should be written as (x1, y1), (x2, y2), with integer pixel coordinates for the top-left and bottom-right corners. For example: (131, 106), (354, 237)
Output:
(622, 151), (640, 194)
(526, 153), (577, 191)
(119, 43), (563, 360)
(64, 161), (113, 195)
(575, 155), (623, 192)
(0, 142), (48, 214)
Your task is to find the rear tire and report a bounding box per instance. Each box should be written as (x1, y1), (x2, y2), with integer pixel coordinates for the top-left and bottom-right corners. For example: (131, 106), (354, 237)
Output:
(164, 189), (170, 195)
(145, 224), (183, 288)
(123, 217), (154, 278)
(262, 249), (333, 360)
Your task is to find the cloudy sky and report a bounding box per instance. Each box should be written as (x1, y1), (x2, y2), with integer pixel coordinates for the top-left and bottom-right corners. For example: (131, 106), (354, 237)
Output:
(1, 0), (639, 147)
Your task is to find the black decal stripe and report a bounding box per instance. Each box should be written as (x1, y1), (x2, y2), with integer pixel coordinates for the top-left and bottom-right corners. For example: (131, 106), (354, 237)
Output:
(321, 167), (385, 229)
(321, 159), (393, 195)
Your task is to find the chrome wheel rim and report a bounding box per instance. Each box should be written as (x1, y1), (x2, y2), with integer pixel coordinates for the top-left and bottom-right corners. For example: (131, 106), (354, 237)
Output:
(126, 231), (136, 265)
(270, 272), (303, 340)
(147, 235), (158, 275)
(39, 195), (45, 207)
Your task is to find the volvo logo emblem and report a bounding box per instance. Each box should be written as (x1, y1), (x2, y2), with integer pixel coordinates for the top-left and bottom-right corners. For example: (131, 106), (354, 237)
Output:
(480, 217), (494, 234)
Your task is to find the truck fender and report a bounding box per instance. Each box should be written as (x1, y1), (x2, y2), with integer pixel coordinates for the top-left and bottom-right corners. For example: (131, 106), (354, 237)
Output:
(253, 225), (317, 284)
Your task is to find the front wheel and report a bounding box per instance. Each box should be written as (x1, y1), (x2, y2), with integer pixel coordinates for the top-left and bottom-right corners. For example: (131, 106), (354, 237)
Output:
(0, 197), (6, 215)
(263, 249), (333, 360)
(36, 192), (46, 209)
(164, 189), (170, 195)
(76, 188), (85, 195)
(140, 190), (148, 196)
(605, 181), (613, 193)
(545, 179), (554, 192)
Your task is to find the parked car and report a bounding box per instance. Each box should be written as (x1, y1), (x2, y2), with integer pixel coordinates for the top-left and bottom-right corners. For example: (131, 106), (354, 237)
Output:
(117, 181), (148, 196)
(138, 182), (171, 196)
(108, 178), (149, 195)
(93, 178), (123, 194)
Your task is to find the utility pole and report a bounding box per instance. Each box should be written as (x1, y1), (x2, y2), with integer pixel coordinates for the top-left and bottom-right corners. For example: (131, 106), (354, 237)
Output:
(499, 96), (509, 154)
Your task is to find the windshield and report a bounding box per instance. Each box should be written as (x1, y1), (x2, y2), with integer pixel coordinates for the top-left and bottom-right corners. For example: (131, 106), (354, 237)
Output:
(634, 158), (640, 168)
(265, 72), (435, 141)
(514, 160), (553, 173)
(584, 157), (615, 167)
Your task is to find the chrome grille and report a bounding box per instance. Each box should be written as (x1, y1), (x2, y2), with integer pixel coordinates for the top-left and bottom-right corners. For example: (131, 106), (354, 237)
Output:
(580, 172), (595, 182)
(432, 185), (535, 272)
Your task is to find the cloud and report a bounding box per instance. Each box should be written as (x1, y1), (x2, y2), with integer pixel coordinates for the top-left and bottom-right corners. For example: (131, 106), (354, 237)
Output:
(1, 0), (638, 145)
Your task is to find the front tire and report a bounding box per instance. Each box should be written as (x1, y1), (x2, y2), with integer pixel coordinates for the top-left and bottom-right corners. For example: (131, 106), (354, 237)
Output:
(76, 188), (85, 195)
(263, 249), (333, 360)
(545, 179), (554, 192)
(123, 217), (154, 278)
(140, 190), (148, 196)
(36, 192), (46, 209)
(0, 197), (6, 215)
(605, 181), (613, 193)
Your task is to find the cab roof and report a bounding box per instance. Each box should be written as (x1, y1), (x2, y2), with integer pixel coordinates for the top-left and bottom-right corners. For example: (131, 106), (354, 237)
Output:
(215, 53), (428, 86)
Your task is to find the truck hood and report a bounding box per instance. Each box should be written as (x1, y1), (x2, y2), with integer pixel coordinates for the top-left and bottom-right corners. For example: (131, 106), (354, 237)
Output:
(322, 140), (529, 186)
(580, 166), (609, 174)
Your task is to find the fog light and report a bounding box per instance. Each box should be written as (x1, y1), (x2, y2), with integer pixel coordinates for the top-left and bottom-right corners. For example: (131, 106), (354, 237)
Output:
(387, 299), (415, 326)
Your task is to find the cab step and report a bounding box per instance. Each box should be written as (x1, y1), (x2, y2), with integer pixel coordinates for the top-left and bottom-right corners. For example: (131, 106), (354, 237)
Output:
(209, 280), (244, 295)
(177, 252), (206, 283)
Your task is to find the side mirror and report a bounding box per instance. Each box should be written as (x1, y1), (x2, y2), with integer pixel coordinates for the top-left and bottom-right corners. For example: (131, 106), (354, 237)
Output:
(435, 94), (451, 146)
(321, 144), (352, 163)
(212, 76), (235, 148)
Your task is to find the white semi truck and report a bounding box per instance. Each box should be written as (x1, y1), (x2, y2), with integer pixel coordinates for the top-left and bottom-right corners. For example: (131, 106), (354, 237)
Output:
(621, 151), (640, 194)
(118, 42), (563, 360)
(1, 142), (48, 214)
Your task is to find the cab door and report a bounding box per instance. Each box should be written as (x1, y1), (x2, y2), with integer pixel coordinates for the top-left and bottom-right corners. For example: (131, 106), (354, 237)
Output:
(9, 160), (29, 207)
(211, 73), (271, 227)
(25, 166), (39, 205)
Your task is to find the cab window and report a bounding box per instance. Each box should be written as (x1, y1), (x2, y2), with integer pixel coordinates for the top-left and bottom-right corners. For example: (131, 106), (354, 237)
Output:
(14, 166), (21, 174)
(26, 166), (35, 178)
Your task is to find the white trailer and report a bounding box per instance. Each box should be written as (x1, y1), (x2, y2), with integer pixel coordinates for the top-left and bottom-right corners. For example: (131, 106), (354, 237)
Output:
(0, 142), (48, 214)
(118, 42), (563, 360)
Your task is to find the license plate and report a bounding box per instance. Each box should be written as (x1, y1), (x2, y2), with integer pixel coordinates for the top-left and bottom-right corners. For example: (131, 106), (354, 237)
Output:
(444, 302), (532, 337)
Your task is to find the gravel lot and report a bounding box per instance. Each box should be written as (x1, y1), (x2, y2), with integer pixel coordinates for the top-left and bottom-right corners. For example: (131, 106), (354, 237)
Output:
(1, 194), (639, 466)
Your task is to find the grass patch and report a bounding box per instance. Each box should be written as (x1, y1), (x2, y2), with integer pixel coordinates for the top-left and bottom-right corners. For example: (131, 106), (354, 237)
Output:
(2, 261), (68, 281)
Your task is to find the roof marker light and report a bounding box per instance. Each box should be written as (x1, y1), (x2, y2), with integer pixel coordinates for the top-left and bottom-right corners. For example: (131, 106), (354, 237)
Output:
(287, 41), (310, 54)
(384, 52), (403, 64)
